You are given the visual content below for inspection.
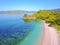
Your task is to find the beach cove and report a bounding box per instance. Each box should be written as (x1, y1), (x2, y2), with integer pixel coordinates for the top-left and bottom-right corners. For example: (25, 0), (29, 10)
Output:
(0, 14), (43, 45)
(16, 20), (59, 45)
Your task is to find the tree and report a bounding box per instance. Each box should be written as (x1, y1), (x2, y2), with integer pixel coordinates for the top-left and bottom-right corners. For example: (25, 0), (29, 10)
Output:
(23, 14), (29, 17)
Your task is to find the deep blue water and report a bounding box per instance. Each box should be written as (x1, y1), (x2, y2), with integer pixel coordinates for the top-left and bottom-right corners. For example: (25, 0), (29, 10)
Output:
(0, 14), (43, 45)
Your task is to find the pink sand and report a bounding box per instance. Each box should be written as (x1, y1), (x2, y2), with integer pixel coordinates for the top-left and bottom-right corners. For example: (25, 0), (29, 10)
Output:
(38, 21), (59, 45)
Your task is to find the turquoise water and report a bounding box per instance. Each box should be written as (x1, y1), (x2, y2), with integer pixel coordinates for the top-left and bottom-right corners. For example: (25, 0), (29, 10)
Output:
(17, 20), (43, 45)
(0, 14), (43, 45)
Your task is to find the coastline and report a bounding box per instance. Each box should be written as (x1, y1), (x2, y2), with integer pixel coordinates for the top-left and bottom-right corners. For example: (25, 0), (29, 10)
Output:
(16, 20), (43, 45)
(15, 20), (59, 45)
(38, 20), (59, 45)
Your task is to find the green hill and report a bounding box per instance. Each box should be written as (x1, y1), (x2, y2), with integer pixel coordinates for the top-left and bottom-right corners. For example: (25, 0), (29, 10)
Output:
(32, 10), (60, 30)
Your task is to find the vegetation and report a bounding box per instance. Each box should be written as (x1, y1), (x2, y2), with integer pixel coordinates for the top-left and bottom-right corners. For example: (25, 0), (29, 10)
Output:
(23, 14), (30, 17)
(32, 10), (60, 30)
(23, 14), (36, 20)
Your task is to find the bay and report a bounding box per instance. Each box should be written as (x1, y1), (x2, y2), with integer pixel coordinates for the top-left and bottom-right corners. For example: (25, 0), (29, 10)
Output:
(0, 14), (43, 45)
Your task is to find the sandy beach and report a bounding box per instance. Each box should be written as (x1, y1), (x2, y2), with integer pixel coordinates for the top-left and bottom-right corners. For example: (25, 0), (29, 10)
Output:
(38, 21), (59, 45)
(16, 20), (59, 45)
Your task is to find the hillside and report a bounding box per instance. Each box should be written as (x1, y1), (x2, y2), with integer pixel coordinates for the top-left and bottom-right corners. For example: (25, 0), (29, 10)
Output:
(52, 8), (60, 12)
(0, 10), (20, 14)
(0, 10), (35, 14)
(32, 10), (60, 30)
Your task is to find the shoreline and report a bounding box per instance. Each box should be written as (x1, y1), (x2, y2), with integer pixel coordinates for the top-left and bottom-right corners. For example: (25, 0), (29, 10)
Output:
(15, 20), (59, 45)
(38, 20), (59, 45)
(16, 20), (43, 45)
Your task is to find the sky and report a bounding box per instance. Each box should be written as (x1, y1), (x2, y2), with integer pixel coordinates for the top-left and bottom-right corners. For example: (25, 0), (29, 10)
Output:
(0, 0), (60, 11)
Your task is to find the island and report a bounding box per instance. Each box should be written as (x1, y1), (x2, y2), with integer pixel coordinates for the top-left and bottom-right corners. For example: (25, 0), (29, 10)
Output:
(32, 10), (60, 30)
(23, 14), (36, 20)
(22, 10), (60, 45)
(23, 10), (60, 30)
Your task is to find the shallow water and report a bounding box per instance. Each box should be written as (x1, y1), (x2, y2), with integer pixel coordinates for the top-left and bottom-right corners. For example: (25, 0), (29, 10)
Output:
(17, 20), (43, 45)
(0, 14), (43, 45)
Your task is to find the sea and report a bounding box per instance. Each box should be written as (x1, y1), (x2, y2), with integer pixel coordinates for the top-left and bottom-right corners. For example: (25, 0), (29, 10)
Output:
(0, 14), (44, 45)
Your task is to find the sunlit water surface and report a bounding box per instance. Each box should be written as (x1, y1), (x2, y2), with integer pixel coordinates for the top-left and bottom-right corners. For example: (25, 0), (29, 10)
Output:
(0, 14), (43, 45)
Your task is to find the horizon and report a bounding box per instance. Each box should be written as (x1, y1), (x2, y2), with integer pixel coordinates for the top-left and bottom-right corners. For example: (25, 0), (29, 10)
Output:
(0, 0), (60, 11)
(0, 8), (60, 11)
